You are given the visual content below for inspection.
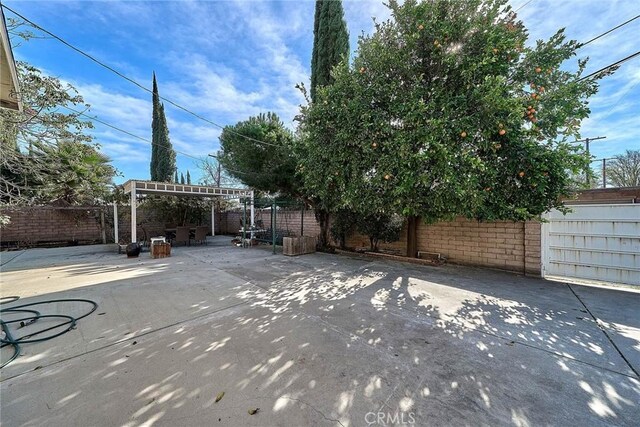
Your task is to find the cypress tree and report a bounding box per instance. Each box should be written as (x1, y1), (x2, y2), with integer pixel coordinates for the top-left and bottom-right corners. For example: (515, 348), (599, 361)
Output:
(174, 170), (179, 183)
(308, 0), (349, 248)
(150, 73), (177, 182)
(186, 170), (191, 185)
(310, 0), (349, 102)
(180, 172), (185, 185)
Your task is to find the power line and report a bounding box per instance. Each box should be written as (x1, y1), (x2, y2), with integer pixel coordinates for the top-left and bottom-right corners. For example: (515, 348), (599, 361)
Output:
(62, 106), (279, 180)
(514, 0), (535, 13)
(578, 50), (640, 82)
(578, 14), (640, 48)
(63, 106), (202, 161)
(1, 3), (280, 149)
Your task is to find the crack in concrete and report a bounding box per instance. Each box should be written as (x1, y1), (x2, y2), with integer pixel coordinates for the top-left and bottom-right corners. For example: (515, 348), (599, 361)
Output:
(281, 396), (345, 427)
(567, 283), (640, 379)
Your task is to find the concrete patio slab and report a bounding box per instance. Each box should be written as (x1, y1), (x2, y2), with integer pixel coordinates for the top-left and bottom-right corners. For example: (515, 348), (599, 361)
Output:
(1, 239), (639, 426)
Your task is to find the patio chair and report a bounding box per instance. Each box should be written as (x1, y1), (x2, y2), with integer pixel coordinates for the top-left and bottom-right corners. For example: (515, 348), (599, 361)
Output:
(193, 226), (209, 246)
(174, 226), (190, 246)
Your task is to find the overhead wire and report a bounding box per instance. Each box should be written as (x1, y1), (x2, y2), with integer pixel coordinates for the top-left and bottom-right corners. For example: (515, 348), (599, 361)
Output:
(1, 3), (280, 149)
(578, 50), (640, 82)
(62, 106), (285, 181)
(6, 2), (638, 162)
(514, 0), (534, 13)
(578, 14), (640, 48)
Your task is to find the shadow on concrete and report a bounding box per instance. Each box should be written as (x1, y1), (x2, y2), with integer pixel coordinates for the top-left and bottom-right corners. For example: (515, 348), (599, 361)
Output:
(1, 245), (639, 426)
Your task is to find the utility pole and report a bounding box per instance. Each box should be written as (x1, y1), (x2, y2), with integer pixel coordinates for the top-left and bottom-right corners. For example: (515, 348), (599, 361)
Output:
(593, 157), (615, 188)
(573, 136), (606, 186)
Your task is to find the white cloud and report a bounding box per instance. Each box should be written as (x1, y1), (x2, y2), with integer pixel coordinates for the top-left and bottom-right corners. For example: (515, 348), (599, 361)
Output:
(10, 0), (637, 182)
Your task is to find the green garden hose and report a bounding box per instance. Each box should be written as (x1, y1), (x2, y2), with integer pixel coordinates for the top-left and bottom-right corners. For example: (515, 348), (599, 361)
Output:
(0, 297), (98, 369)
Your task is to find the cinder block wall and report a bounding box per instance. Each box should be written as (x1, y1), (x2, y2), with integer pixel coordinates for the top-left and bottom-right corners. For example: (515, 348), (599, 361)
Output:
(0, 206), (541, 275)
(218, 209), (320, 237)
(1, 207), (105, 245)
(416, 218), (541, 275)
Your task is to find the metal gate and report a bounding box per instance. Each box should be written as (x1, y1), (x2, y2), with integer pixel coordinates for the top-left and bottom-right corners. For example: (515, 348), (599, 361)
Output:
(541, 204), (640, 286)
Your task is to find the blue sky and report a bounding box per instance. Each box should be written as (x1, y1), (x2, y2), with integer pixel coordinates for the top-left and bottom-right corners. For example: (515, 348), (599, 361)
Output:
(5, 0), (640, 185)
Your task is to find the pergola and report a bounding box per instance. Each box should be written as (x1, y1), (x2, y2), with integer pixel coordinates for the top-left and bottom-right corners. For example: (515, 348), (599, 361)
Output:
(119, 180), (254, 243)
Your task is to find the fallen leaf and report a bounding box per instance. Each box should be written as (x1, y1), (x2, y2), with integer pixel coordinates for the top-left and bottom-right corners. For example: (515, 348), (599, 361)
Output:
(215, 392), (225, 403)
(248, 408), (260, 415)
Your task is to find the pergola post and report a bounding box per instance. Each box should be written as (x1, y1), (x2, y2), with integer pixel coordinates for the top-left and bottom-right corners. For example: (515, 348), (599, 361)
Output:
(113, 202), (119, 243)
(211, 198), (215, 236)
(272, 201), (276, 254)
(250, 190), (255, 239)
(130, 182), (137, 243)
(242, 198), (247, 246)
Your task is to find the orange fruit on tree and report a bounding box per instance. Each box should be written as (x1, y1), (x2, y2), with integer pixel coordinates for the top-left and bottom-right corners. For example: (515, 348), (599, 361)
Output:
(460, 131), (467, 138)
(372, 142), (377, 148)
(384, 174), (391, 180)
(535, 67), (542, 73)
(518, 171), (525, 177)
(499, 129), (506, 135)
(418, 24), (424, 30)
(359, 67), (365, 73)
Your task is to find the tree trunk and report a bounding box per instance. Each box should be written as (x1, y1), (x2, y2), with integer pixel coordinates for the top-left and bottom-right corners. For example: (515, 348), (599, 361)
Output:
(406, 215), (418, 258)
(316, 209), (330, 249)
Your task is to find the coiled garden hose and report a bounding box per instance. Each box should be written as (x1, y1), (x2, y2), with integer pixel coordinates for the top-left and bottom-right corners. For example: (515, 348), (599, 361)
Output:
(0, 297), (98, 369)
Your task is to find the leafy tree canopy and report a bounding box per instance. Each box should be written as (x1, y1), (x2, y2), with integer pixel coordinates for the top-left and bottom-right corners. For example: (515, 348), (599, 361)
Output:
(1, 61), (115, 206)
(297, 0), (611, 222)
(218, 112), (299, 197)
(356, 213), (404, 252)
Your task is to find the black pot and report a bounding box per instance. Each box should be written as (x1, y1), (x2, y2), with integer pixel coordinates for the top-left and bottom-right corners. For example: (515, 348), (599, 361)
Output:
(126, 242), (141, 258)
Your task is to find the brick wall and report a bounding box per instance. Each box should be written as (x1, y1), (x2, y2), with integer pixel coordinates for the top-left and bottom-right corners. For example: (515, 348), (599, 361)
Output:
(566, 186), (640, 203)
(218, 209), (320, 237)
(0, 204), (215, 246)
(1, 205), (542, 275)
(416, 218), (541, 275)
(1, 207), (106, 246)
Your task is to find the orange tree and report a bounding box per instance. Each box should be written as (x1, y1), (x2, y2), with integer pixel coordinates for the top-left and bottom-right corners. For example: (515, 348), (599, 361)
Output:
(296, 0), (612, 223)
